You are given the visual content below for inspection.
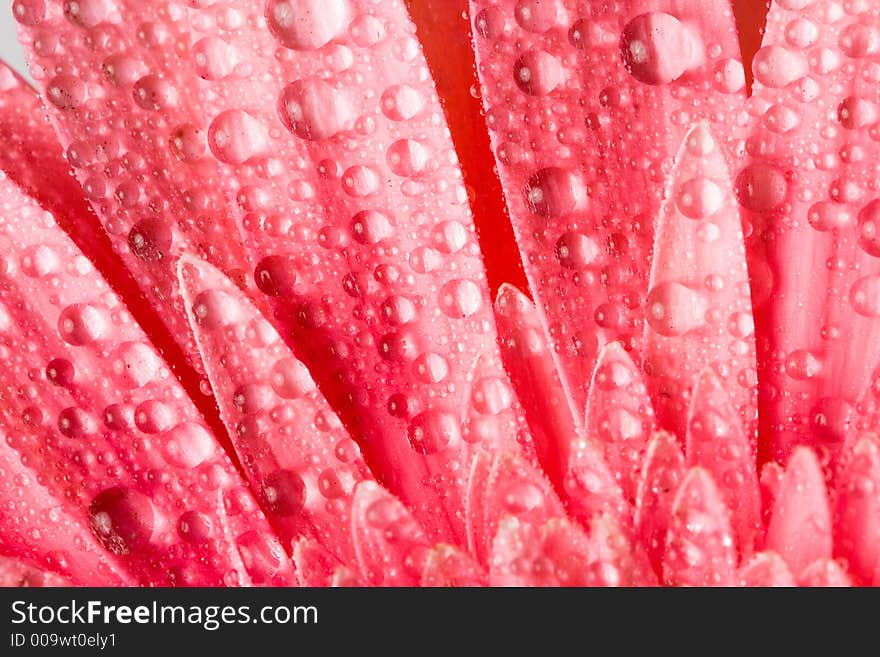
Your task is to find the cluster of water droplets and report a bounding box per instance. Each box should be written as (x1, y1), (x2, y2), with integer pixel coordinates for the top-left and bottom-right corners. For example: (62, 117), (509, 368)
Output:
(469, 0), (749, 426)
(0, 166), (289, 584)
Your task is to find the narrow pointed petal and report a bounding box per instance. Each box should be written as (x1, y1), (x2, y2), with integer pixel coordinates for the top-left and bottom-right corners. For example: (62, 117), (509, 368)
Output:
(759, 461), (784, 540)
(351, 482), (430, 587)
(462, 351), (535, 463)
(489, 516), (595, 587)
(421, 544), (487, 587)
(0, 174), (290, 585)
(467, 448), (565, 565)
(14, 2), (253, 368)
(562, 436), (629, 530)
(644, 123), (756, 440)
(495, 283), (577, 486)
(737, 552), (795, 587)
(469, 0), (747, 415)
(179, 254), (375, 564)
(686, 369), (760, 553)
(634, 431), (686, 573)
(484, 452), (566, 547)
(0, 62), (225, 443)
(766, 447), (832, 579)
(292, 538), (360, 587)
(834, 435), (880, 584)
(585, 341), (655, 500)
(799, 559), (852, 588)
(741, 2), (880, 459)
(465, 449), (494, 564)
(663, 468), (738, 586)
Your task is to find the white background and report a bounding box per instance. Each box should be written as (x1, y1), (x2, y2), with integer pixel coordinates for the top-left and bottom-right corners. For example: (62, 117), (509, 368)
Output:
(1, 3), (30, 78)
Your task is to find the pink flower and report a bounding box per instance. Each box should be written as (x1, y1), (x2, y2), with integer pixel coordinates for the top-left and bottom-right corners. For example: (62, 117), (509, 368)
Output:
(0, 0), (876, 587)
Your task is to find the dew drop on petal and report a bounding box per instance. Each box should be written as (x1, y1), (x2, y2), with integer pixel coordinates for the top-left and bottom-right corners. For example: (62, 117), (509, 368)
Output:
(88, 487), (156, 555)
(646, 282), (707, 336)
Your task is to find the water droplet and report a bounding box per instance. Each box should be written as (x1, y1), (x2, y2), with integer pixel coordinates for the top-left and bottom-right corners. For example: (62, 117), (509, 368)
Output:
(439, 279), (483, 318)
(46, 75), (85, 110)
(514, 50), (564, 95)
(752, 45), (808, 88)
(254, 255), (298, 296)
(261, 469), (306, 517)
(88, 487), (155, 555)
(381, 84), (425, 121)
(208, 110), (268, 164)
(12, 0), (46, 26)
(387, 139), (429, 177)
(471, 377), (513, 415)
(525, 167), (587, 217)
(850, 275), (880, 317)
(58, 303), (110, 346)
(620, 13), (700, 85)
(676, 177), (723, 219)
(265, 0), (348, 50)
(111, 341), (161, 387)
(192, 289), (244, 329)
(133, 75), (177, 111)
(514, 0), (563, 33)
(192, 36), (239, 80)
(342, 165), (379, 197)
(278, 78), (354, 140)
(407, 409), (460, 454)
(162, 423), (215, 468)
(785, 350), (822, 380)
(128, 217), (172, 261)
(555, 231), (599, 269)
(58, 406), (97, 438)
(351, 210), (393, 244)
(646, 282), (707, 336)
(413, 352), (449, 383)
(735, 163), (787, 213)
(270, 358), (316, 399)
(858, 200), (880, 257)
(20, 244), (59, 277)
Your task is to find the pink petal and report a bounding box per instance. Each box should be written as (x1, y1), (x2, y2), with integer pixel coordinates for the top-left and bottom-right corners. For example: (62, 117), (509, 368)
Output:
(178, 254), (372, 565)
(0, 555), (70, 587)
(465, 449), (494, 564)
(421, 544), (487, 587)
(585, 340), (655, 501)
(467, 448), (565, 565)
(13, 1), (254, 369)
(484, 451), (566, 548)
(737, 551), (795, 587)
(799, 558), (852, 587)
(469, 0), (746, 416)
(562, 435), (630, 530)
(759, 461), (784, 542)
(644, 123), (756, 441)
(351, 482), (431, 587)
(495, 283), (578, 487)
(741, 2), (880, 459)
(634, 431), (686, 574)
(0, 174), (290, 586)
(662, 467), (738, 586)
(0, 431), (131, 585)
(765, 447), (832, 579)
(170, 0), (511, 545)
(489, 516), (595, 587)
(0, 61), (216, 439)
(292, 538), (360, 587)
(834, 434), (880, 584)
(686, 369), (760, 554)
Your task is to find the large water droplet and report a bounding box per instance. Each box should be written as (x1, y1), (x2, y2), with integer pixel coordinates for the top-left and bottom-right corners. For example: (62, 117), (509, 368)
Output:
(646, 282), (707, 336)
(620, 13), (700, 85)
(88, 487), (156, 555)
(278, 78), (354, 140)
(265, 0), (349, 50)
